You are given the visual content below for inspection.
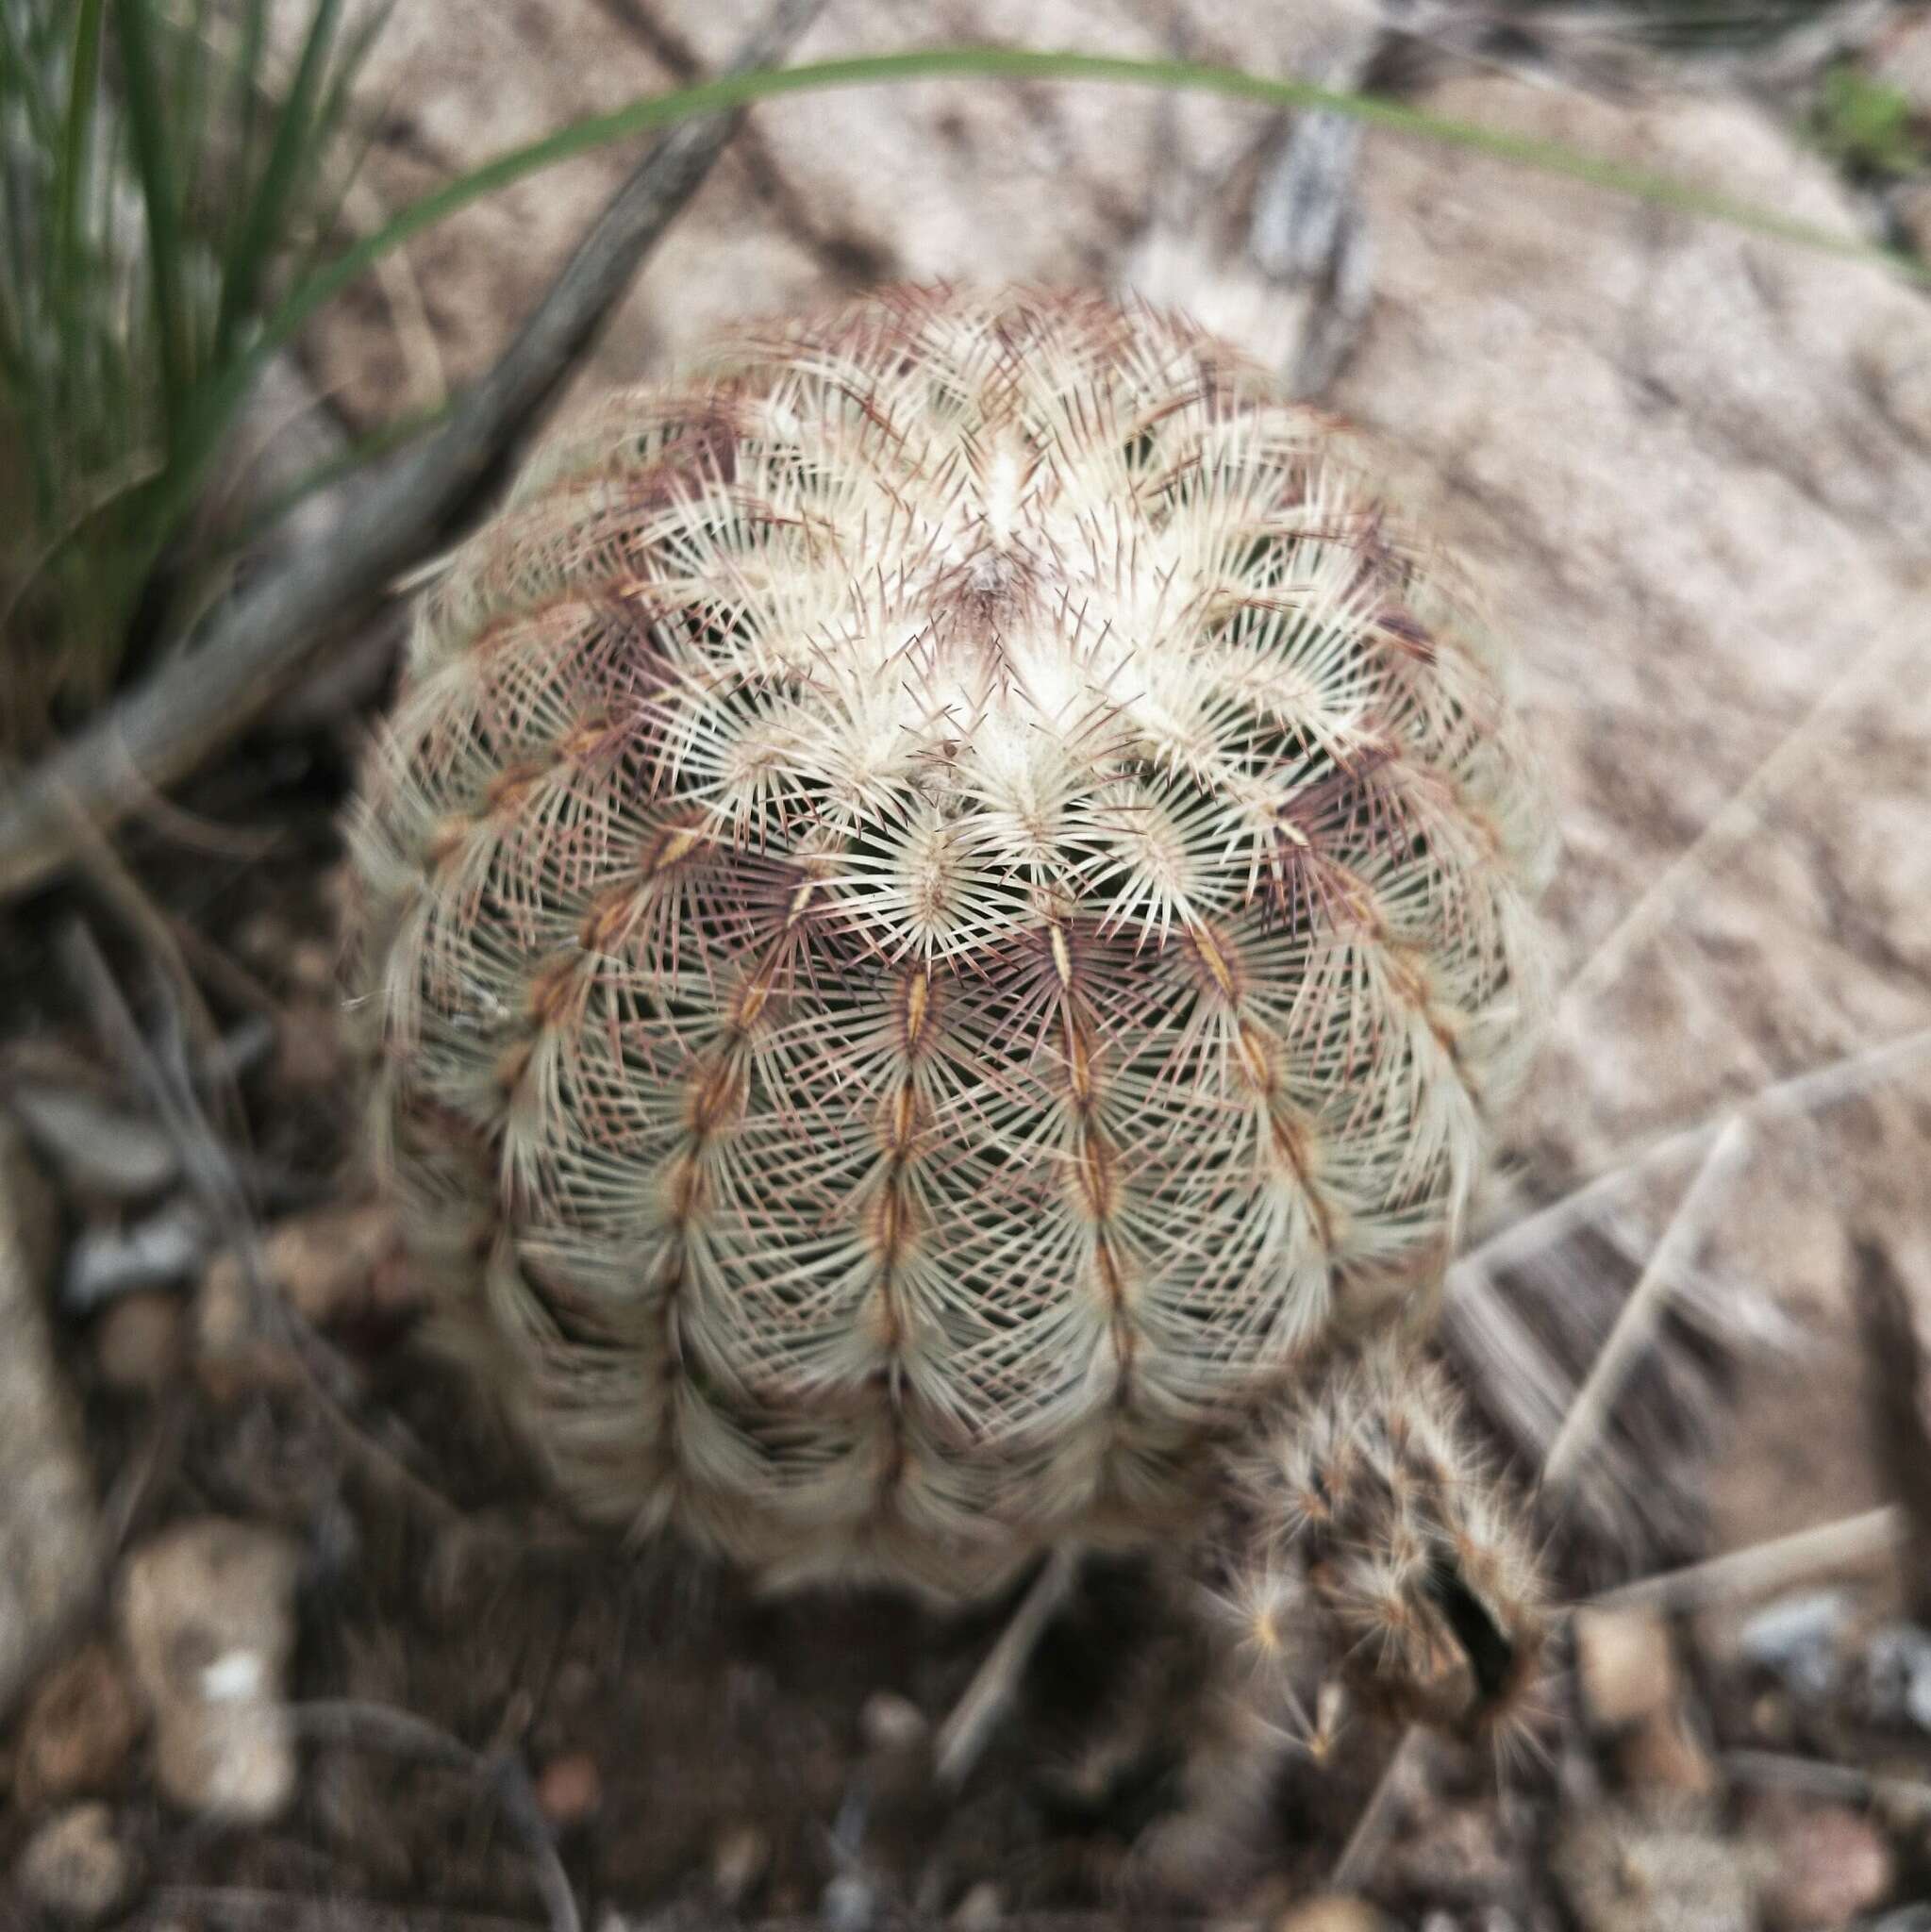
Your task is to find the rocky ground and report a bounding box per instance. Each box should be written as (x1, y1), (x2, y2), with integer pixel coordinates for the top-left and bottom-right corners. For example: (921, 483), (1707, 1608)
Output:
(5, 1), (1931, 1925)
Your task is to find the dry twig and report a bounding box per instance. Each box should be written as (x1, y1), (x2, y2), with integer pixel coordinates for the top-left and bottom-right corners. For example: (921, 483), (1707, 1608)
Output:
(1591, 1506), (1901, 1614)
(291, 1701), (581, 1932)
(1539, 1116), (1752, 1498)
(58, 922), (458, 1524)
(933, 1544), (1084, 1790)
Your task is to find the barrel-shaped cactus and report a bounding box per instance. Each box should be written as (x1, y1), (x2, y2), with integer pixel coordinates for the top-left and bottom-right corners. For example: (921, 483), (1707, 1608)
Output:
(350, 285), (1550, 1601)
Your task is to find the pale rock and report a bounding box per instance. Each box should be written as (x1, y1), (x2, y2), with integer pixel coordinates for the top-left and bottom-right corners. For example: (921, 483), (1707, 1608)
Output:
(0, 1120), (104, 1721)
(1865, 1622), (1931, 1733)
(1740, 1592), (1852, 1702)
(16, 1642), (142, 1805)
(93, 1290), (186, 1394)
(950, 1880), (1005, 1930)
(63, 1199), (212, 1310)
(1273, 1897), (1391, 1932)
(119, 1518), (302, 1822)
(6, 1084), (176, 1201)
(822, 1871), (875, 1932)
(1574, 1607), (1677, 1731)
(16, 1802), (137, 1924)
(858, 1688), (928, 1754)
(710, 1821), (772, 1907)
(1759, 1802), (1895, 1931)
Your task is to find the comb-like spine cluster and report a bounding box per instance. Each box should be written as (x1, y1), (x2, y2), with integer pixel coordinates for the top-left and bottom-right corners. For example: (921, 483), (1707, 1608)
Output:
(349, 285), (1552, 1602)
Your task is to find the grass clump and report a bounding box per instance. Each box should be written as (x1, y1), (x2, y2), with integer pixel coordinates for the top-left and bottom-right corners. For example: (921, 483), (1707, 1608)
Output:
(1812, 58), (1928, 179)
(0, 0), (384, 760)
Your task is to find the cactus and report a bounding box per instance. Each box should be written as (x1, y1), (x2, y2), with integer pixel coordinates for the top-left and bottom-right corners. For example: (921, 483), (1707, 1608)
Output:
(349, 285), (1552, 1620)
(1209, 1336), (1545, 1739)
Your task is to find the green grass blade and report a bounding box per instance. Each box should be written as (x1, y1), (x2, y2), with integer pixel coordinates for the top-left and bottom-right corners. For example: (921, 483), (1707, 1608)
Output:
(301, 1), (395, 263)
(110, 0), (191, 450)
(147, 42), (1926, 607)
(224, 0), (270, 250)
(0, 7), (60, 153)
(171, 0), (219, 249)
(214, 0), (342, 361)
(261, 44), (1928, 376)
(54, 0), (106, 306)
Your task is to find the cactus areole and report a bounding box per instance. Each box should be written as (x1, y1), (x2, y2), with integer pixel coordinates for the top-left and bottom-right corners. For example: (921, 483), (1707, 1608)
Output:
(351, 286), (1550, 1600)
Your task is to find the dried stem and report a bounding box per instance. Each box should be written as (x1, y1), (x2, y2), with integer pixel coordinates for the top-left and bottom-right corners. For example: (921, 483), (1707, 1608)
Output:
(1539, 1115), (1752, 1498)
(1591, 1506), (1900, 1614)
(934, 1544), (1084, 1790)
(1451, 1026), (1931, 1291)
(1724, 1749), (1931, 1815)
(58, 922), (458, 1524)
(1329, 1724), (1424, 1891)
(291, 1701), (580, 1932)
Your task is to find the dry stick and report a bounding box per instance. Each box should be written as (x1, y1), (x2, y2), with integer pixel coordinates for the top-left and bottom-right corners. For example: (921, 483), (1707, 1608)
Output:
(1329, 1724), (1424, 1892)
(58, 923), (458, 1524)
(0, 0), (828, 905)
(1593, 1504), (1901, 1614)
(933, 1542), (1084, 1790)
(291, 1701), (581, 1932)
(1724, 1748), (1931, 1815)
(1450, 1025), (1931, 1291)
(1539, 1115), (1752, 1499)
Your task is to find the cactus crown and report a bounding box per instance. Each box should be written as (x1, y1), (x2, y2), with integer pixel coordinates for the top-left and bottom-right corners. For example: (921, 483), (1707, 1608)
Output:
(351, 285), (1550, 1597)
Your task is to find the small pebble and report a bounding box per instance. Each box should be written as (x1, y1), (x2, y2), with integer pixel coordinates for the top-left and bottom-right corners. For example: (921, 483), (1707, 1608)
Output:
(1761, 1803), (1894, 1931)
(1865, 1623), (1931, 1734)
(93, 1290), (185, 1394)
(859, 1689), (927, 1754)
(950, 1881), (1004, 1930)
(711, 1822), (771, 1907)
(535, 1751), (602, 1828)
(64, 1199), (211, 1310)
(823, 1873), (875, 1932)
(198, 1201), (405, 1347)
(120, 1517), (301, 1822)
(17, 1802), (137, 1924)
(1619, 1704), (1717, 1798)
(16, 1643), (142, 1804)
(1273, 1899), (1390, 1932)
(1574, 1606), (1676, 1731)
(1739, 1591), (1850, 1702)
(286, 938), (339, 998)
